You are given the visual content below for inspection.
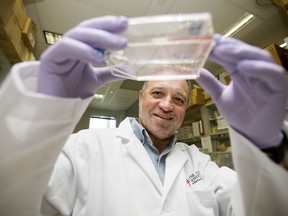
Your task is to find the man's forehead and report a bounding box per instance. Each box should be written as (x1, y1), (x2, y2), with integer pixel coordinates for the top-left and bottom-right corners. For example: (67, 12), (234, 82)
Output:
(145, 80), (189, 91)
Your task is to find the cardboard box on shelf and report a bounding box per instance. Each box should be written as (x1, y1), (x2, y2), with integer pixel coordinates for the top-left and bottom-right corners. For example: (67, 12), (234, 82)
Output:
(191, 88), (203, 96)
(6, 49), (30, 63)
(189, 94), (205, 107)
(0, 35), (21, 49)
(0, 0), (26, 30)
(0, 0), (17, 25)
(1, 35), (30, 63)
(189, 85), (205, 106)
(0, 12), (22, 44)
(265, 43), (288, 70)
(0, 1), (36, 64)
(21, 17), (37, 50)
(188, 85), (205, 107)
(13, 0), (27, 30)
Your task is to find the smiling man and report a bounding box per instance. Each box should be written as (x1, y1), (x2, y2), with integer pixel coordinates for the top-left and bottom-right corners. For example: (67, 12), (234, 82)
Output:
(138, 80), (190, 152)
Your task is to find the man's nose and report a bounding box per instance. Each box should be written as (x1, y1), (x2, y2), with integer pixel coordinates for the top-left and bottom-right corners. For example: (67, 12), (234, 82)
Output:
(159, 97), (174, 111)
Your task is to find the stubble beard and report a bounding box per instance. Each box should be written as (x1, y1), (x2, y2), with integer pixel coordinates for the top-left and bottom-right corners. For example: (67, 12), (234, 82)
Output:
(140, 115), (182, 140)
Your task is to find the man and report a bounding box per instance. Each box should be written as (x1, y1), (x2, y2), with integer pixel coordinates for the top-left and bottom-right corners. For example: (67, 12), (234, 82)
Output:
(138, 80), (190, 153)
(0, 15), (287, 216)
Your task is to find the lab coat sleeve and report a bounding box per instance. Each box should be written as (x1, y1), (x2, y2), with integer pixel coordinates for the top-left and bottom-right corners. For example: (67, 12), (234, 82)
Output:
(0, 62), (92, 216)
(229, 126), (288, 216)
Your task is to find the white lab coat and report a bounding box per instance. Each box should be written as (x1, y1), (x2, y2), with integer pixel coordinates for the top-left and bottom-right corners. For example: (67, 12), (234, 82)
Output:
(0, 62), (288, 216)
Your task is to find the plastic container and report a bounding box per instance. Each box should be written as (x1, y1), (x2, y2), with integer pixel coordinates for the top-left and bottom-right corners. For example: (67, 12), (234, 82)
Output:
(105, 13), (214, 81)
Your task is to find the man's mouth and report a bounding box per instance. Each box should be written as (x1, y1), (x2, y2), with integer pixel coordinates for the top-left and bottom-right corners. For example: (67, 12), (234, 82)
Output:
(154, 114), (173, 120)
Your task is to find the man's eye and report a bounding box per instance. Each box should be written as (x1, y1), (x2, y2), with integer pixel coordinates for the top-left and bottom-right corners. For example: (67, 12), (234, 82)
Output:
(151, 91), (163, 97)
(174, 97), (185, 105)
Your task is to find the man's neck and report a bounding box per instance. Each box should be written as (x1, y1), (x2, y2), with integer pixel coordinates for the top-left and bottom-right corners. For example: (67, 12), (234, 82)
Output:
(148, 132), (173, 153)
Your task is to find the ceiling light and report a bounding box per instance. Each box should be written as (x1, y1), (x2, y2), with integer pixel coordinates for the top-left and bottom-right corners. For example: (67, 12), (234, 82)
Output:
(279, 42), (287, 48)
(94, 94), (105, 99)
(43, 31), (62, 45)
(223, 13), (255, 37)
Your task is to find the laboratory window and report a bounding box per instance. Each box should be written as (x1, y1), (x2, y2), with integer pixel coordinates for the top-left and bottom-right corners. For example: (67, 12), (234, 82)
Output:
(89, 115), (116, 129)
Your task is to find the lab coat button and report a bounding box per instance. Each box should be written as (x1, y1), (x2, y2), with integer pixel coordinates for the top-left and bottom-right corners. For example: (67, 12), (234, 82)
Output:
(163, 201), (172, 212)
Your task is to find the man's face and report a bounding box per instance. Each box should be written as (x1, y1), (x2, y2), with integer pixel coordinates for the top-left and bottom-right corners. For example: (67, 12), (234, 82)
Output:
(138, 80), (190, 140)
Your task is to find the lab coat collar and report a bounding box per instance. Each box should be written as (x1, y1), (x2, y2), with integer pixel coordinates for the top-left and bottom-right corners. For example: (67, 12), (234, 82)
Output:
(116, 118), (189, 200)
(116, 118), (163, 193)
(116, 117), (136, 142)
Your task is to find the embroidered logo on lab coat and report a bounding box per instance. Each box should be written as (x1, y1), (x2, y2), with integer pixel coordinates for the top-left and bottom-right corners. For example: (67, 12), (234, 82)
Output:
(186, 170), (202, 186)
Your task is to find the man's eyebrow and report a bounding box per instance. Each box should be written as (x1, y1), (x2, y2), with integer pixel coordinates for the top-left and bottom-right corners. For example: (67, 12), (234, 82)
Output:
(175, 90), (188, 98)
(147, 85), (188, 97)
(149, 86), (164, 91)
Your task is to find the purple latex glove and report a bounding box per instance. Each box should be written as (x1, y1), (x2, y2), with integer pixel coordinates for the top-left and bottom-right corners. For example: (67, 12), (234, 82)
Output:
(37, 16), (128, 98)
(196, 34), (287, 149)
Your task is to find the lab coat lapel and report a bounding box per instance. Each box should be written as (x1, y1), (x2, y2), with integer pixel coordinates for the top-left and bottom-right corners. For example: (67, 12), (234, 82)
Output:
(125, 135), (163, 193)
(117, 118), (163, 193)
(162, 145), (188, 201)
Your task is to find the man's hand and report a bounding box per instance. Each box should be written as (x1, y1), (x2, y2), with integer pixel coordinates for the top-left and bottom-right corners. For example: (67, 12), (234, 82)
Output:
(37, 16), (128, 98)
(196, 34), (287, 149)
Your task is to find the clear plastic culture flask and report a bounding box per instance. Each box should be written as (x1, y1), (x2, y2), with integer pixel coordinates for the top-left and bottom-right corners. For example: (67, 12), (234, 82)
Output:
(105, 13), (215, 81)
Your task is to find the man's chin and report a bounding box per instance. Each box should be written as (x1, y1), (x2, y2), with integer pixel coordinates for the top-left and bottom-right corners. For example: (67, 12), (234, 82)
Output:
(151, 128), (175, 140)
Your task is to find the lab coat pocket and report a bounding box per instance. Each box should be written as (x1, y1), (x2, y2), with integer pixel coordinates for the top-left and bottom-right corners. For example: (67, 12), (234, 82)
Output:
(187, 189), (219, 216)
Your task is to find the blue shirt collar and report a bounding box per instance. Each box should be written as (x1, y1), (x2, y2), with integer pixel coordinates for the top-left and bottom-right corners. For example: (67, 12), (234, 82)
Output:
(130, 118), (177, 152)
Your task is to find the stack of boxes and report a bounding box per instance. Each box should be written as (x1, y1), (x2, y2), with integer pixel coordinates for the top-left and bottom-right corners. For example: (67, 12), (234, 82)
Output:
(188, 85), (205, 107)
(0, 0), (36, 64)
